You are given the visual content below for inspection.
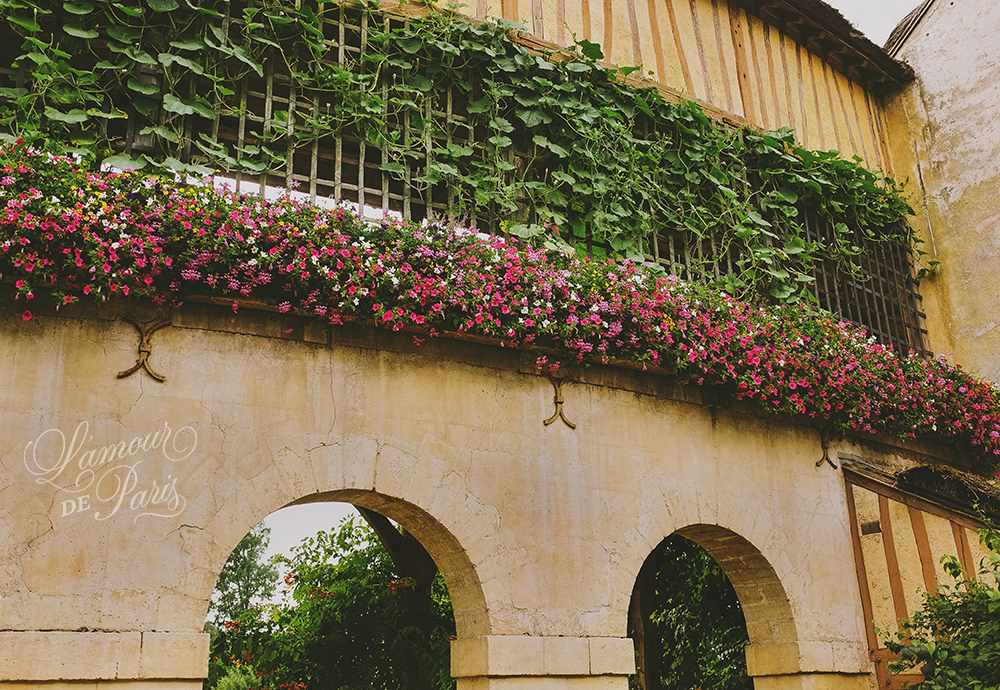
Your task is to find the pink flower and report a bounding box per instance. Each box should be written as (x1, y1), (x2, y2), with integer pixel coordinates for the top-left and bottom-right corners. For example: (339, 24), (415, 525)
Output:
(21, 310), (31, 321)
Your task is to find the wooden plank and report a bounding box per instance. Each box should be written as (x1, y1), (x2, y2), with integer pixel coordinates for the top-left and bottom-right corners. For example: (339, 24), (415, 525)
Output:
(646, 0), (668, 83)
(503, 0), (518, 22)
(628, 0), (642, 65)
(845, 483), (880, 652)
(820, 60), (844, 152)
(667, 0), (696, 96)
(952, 522), (977, 582)
(533, 0), (544, 38)
(729, 4), (753, 120)
(710, 0), (735, 113)
(806, 50), (827, 149)
(794, 42), (810, 143)
(745, 13), (768, 128)
(776, 31), (795, 131)
(556, 0), (565, 43)
(845, 78), (870, 163)
(908, 506), (939, 593)
(688, 0), (715, 104)
(879, 494), (910, 628)
(582, 0), (592, 40)
(603, 0), (614, 59)
(762, 22), (784, 128)
(832, 67), (859, 156)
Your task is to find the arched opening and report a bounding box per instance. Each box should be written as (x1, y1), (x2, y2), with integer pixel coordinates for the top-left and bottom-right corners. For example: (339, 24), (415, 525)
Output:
(629, 524), (797, 689)
(202, 491), (486, 690)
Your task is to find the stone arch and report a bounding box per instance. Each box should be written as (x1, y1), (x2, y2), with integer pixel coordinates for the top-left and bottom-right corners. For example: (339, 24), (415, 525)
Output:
(672, 523), (796, 649)
(199, 489), (489, 640)
(628, 523), (798, 688)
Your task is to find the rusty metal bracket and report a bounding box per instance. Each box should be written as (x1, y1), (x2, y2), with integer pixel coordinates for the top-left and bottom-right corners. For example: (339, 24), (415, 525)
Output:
(117, 317), (170, 382)
(543, 377), (576, 429)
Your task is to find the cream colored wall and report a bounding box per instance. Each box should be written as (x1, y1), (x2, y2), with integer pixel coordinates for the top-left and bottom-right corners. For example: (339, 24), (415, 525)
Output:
(884, 0), (1000, 379)
(0, 300), (934, 688)
(438, 0), (889, 167)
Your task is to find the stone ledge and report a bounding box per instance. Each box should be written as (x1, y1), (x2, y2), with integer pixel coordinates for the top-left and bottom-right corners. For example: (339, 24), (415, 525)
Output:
(745, 641), (869, 677)
(0, 632), (209, 681)
(451, 636), (635, 678)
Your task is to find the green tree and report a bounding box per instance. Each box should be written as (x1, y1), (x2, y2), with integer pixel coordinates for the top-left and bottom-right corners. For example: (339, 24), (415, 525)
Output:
(209, 523), (279, 628)
(631, 535), (751, 690)
(884, 524), (1000, 689)
(218, 516), (456, 690)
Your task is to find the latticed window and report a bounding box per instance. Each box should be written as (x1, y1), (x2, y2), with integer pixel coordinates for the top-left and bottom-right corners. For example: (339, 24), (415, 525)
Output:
(0, 0), (928, 356)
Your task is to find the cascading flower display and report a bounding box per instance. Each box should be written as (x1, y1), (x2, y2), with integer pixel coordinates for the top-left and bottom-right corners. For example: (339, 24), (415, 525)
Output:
(2, 143), (999, 468)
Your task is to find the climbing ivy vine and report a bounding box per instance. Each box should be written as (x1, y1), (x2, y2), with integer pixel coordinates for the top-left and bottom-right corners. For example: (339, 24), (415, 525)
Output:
(0, 0), (917, 302)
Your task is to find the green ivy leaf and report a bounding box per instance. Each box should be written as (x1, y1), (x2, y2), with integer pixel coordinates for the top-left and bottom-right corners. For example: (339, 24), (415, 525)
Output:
(576, 38), (604, 61)
(408, 75), (433, 92)
(44, 107), (89, 123)
(467, 98), (491, 114)
(113, 2), (145, 16)
(126, 77), (159, 95)
(146, 0), (179, 11)
(119, 45), (156, 65)
(64, 24), (98, 39)
(93, 59), (127, 70)
(532, 134), (569, 158)
(398, 37), (422, 54)
(63, 0), (94, 14)
(488, 117), (513, 133)
(507, 223), (544, 238)
(25, 52), (51, 66)
(107, 25), (142, 42)
(87, 107), (128, 119)
(162, 93), (214, 119)
(139, 125), (179, 143)
(133, 97), (157, 116)
(159, 52), (205, 75)
(516, 108), (551, 128)
(232, 46), (263, 77)
(169, 38), (207, 51)
(8, 15), (41, 31)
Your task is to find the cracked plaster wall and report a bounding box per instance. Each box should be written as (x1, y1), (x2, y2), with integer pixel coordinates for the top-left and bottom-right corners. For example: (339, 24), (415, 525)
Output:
(0, 300), (914, 685)
(883, 0), (1000, 377)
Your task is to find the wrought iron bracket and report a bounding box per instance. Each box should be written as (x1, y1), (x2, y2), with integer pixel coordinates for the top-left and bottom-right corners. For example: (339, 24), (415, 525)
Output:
(117, 317), (170, 382)
(816, 427), (839, 468)
(543, 377), (576, 429)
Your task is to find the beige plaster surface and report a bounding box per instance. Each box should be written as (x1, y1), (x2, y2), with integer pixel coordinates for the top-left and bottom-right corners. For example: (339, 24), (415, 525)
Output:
(0, 301), (961, 685)
(885, 0), (1000, 378)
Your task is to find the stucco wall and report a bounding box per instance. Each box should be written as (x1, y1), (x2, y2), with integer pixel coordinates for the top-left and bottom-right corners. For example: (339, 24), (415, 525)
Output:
(884, 0), (1000, 378)
(0, 299), (927, 687)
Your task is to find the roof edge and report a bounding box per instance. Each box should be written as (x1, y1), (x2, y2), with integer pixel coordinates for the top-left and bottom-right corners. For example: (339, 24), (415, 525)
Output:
(733, 0), (915, 94)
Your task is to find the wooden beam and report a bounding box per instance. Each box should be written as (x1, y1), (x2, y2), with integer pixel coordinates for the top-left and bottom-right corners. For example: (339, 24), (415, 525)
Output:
(879, 495), (910, 629)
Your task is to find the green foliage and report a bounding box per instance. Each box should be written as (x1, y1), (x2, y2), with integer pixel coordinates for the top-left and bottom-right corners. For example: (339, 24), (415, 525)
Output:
(208, 523), (279, 629)
(215, 665), (259, 690)
(884, 524), (1000, 689)
(632, 536), (751, 690)
(214, 516), (456, 690)
(0, 0), (917, 303)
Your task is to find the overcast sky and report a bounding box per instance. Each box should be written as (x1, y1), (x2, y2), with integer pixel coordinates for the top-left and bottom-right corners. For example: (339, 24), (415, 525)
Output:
(824, 0), (923, 45)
